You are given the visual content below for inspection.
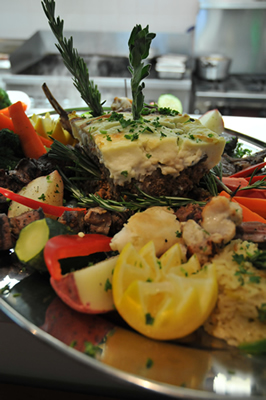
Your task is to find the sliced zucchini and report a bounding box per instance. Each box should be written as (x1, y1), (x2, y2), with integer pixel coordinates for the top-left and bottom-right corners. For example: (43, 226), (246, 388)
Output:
(15, 218), (73, 273)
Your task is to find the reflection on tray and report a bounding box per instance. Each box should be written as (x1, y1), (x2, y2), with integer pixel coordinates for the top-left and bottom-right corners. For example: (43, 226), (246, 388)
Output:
(1, 253), (266, 397)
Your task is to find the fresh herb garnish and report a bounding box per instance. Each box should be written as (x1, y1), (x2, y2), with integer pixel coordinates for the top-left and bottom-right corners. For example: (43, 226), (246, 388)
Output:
(83, 341), (102, 358)
(48, 139), (101, 179)
(239, 338), (266, 354)
(145, 313), (155, 325)
(104, 278), (112, 292)
(257, 303), (266, 323)
(128, 25), (156, 120)
(146, 358), (154, 368)
(42, 0), (105, 117)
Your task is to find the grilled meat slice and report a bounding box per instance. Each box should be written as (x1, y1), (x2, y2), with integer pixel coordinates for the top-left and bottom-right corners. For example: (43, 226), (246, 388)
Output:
(58, 210), (85, 233)
(174, 203), (203, 223)
(84, 207), (112, 235)
(0, 213), (13, 251)
(0, 208), (45, 251)
(235, 221), (266, 249)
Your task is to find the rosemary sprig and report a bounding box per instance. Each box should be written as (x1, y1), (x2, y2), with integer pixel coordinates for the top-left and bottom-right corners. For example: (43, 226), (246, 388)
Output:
(210, 164), (266, 196)
(61, 170), (206, 212)
(41, 0), (105, 117)
(128, 25), (156, 120)
(48, 139), (101, 179)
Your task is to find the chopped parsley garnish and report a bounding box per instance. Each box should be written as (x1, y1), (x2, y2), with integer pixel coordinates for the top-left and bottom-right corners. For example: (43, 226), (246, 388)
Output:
(0, 284), (10, 295)
(83, 341), (102, 358)
(257, 303), (266, 323)
(180, 267), (188, 277)
(233, 250), (263, 285)
(249, 275), (261, 284)
(104, 278), (112, 292)
(145, 313), (155, 325)
(124, 132), (139, 141)
(158, 107), (180, 116)
(146, 358), (154, 368)
(38, 193), (46, 201)
(175, 230), (182, 238)
(121, 170), (128, 178)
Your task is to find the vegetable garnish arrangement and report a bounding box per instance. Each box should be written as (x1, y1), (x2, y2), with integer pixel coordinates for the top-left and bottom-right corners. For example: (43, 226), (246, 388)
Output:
(1, 2), (266, 388)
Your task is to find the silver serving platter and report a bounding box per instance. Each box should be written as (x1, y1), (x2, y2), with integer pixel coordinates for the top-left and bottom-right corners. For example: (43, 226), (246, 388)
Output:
(1, 130), (266, 400)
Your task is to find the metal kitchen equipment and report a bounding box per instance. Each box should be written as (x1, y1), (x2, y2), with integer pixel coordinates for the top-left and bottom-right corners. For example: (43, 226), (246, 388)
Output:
(196, 55), (231, 81)
(192, 74), (266, 117)
(192, 1), (266, 117)
(4, 30), (193, 113)
(193, 1), (266, 75)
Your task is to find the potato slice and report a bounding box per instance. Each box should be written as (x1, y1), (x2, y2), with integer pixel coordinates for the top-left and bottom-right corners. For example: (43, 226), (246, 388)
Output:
(8, 170), (64, 219)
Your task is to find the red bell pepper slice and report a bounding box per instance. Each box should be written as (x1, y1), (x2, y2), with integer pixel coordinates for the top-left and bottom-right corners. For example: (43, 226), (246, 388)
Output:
(248, 175), (266, 184)
(234, 188), (266, 200)
(44, 233), (112, 281)
(231, 161), (266, 178)
(0, 187), (86, 217)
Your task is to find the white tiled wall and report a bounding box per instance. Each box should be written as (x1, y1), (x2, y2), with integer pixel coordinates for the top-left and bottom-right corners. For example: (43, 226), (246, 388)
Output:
(1, 0), (199, 39)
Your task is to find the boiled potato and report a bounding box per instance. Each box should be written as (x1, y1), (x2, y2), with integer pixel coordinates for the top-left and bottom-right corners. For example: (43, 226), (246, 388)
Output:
(8, 170), (64, 219)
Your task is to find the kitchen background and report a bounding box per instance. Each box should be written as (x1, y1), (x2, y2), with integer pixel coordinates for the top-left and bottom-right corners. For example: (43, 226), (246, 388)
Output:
(0, 0), (266, 116)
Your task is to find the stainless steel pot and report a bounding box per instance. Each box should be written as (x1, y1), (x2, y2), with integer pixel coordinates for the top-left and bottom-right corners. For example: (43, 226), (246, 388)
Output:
(196, 55), (231, 81)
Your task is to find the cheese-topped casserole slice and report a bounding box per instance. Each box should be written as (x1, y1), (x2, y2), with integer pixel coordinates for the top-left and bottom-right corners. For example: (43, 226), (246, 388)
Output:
(71, 112), (225, 185)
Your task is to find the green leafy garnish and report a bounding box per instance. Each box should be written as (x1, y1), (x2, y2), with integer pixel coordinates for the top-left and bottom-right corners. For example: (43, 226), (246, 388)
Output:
(145, 313), (155, 325)
(257, 303), (266, 323)
(83, 341), (102, 358)
(239, 338), (266, 354)
(128, 25), (156, 120)
(41, 0), (105, 117)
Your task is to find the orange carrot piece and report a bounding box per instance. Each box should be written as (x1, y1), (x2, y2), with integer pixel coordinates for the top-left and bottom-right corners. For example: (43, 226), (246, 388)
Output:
(8, 101), (47, 159)
(0, 113), (15, 131)
(38, 135), (53, 148)
(219, 191), (266, 223)
(0, 101), (28, 117)
(234, 196), (266, 220)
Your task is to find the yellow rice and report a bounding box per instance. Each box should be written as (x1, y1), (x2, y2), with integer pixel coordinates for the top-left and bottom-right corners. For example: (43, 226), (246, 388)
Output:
(204, 239), (266, 346)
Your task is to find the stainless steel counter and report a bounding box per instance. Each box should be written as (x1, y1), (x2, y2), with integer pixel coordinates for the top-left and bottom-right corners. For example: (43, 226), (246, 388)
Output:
(2, 74), (192, 114)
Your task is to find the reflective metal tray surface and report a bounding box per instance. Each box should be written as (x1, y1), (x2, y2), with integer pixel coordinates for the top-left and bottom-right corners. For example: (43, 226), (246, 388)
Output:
(1, 130), (266, 400)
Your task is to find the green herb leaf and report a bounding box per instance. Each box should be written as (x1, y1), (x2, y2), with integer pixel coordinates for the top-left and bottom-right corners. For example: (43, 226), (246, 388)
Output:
(239, 338), (266, 354)
(128, 25), (156, 120)
(257, 303), (266, 323)
(145, 313), (155, 325)
(83, 341), (102, 358)
(41, 0), (105, 117)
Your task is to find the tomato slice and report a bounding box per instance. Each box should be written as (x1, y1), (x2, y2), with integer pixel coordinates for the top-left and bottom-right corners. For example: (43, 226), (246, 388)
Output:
(112, 241), (218, 340)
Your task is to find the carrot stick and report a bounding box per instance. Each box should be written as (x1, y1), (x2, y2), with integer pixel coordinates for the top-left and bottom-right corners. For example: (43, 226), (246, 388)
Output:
(0, 113), (15, 131)
(219, 191), (266, 223)
(233, 196), (266, 220)
(38, 135), (53, 148)
(0, 101), (28, 117)
(8, 101), (47, 159)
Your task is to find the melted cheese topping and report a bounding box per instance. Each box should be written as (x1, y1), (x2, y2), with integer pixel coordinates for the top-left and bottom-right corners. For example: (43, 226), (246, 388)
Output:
(71, 112), (225, 185)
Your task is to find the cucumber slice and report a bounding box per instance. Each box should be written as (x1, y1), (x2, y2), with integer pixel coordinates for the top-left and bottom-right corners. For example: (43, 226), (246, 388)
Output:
(158, 94), (183, 113)
(15, 218), (73, 273)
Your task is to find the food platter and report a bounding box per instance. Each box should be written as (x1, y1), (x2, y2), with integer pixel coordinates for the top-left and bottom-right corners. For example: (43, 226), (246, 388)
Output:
(1, 115), (266, 399)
